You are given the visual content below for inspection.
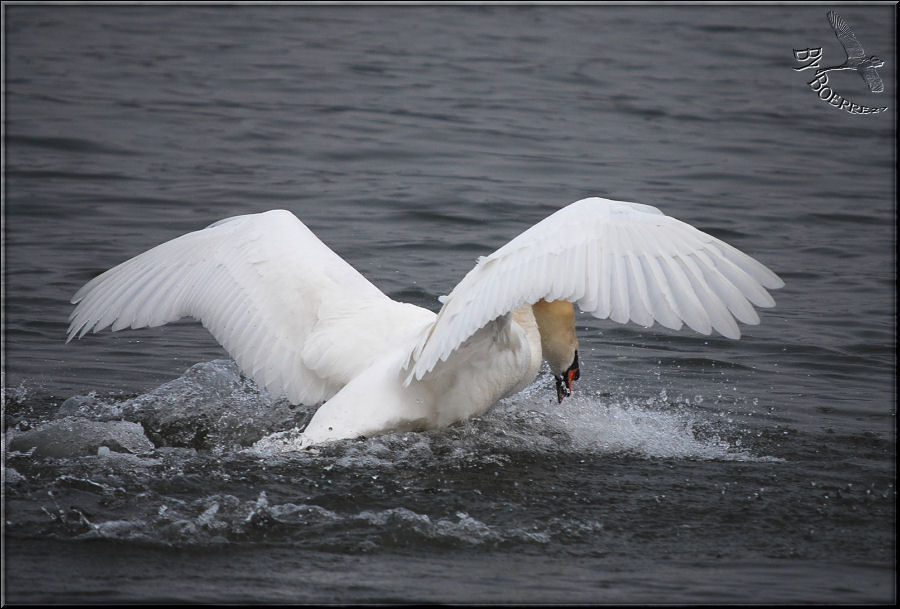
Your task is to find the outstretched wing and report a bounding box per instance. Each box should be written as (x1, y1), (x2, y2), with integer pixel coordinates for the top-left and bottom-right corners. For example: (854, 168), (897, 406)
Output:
(406, 197), (784, 383)
(68, 210), (431, 405)
(828, 11), (866, 60)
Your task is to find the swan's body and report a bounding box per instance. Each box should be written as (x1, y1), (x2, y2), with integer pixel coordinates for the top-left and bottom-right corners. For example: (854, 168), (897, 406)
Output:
(68, 197), (784, 447)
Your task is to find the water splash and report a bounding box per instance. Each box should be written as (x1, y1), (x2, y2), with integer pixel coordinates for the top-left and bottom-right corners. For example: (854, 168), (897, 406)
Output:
(249, 378), (776, 462)
(490, 379), (781, 462)
(16, 359), (777, 462)
(49, 360), (313, 451)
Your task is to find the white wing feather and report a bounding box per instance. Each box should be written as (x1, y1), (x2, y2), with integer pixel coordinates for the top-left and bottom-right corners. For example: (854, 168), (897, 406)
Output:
(406, 197), (784, 383)
(68, 210), (433, 405)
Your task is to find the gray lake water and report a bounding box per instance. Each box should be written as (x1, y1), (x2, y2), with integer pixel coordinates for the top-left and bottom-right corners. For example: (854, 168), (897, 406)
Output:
(3, 4), (896, 604)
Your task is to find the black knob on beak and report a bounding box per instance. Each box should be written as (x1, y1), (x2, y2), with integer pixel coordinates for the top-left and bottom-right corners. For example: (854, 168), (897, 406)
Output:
(554, 351), (580, 404)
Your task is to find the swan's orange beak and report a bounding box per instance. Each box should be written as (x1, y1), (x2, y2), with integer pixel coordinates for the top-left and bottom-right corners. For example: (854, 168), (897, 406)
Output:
(554, 351), (580, 403)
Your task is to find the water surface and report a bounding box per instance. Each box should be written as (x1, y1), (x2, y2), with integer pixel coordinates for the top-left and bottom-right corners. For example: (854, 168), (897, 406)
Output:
(3, 4), (895, 604)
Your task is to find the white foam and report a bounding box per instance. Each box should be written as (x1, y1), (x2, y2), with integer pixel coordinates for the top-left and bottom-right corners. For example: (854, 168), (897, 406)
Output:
(492, 385), (780, 462)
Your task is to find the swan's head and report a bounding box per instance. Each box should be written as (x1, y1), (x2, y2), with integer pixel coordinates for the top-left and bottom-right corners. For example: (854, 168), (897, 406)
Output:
(532, 299), (581, 403)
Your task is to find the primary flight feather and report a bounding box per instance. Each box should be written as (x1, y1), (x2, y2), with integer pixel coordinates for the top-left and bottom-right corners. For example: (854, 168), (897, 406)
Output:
(68, 197), (784, 447)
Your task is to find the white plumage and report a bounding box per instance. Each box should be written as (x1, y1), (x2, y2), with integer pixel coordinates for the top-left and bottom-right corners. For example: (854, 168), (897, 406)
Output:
(68, 197), (784, 447)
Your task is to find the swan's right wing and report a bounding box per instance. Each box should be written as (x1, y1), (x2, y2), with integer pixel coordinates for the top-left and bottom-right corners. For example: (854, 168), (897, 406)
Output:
(828, 11), (866, 60)
(68, 210), (428, 405)
(406, 197), (784, 383)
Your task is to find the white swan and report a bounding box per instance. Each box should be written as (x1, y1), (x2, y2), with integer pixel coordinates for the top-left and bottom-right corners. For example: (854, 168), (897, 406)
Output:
(67, 197), (784, 447)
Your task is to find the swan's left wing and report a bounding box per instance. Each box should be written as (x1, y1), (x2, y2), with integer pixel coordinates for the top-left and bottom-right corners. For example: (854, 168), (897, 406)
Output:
(67, 209), (427, 405)
(406, 197), (784, 382)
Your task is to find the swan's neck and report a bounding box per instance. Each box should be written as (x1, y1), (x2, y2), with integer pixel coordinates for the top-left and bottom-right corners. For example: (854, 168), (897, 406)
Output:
(531, 299), (578, 375)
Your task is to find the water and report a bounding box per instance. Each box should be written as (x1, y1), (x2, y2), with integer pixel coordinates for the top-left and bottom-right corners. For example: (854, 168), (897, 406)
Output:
(3, 4), (895, 604)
